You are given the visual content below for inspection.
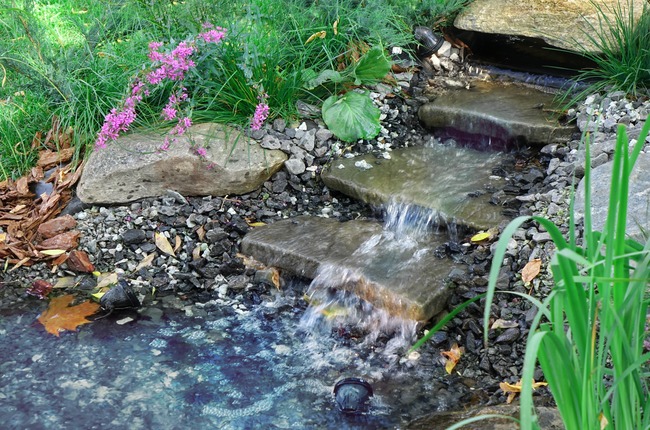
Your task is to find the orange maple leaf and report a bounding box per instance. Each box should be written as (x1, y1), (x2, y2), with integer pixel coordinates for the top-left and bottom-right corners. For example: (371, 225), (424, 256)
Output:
(499, 379), (548, 404)
(37, 294), (100, 337)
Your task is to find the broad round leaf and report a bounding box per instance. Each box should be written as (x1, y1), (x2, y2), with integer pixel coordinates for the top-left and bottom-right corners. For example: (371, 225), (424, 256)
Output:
(322, 92), (381, 142)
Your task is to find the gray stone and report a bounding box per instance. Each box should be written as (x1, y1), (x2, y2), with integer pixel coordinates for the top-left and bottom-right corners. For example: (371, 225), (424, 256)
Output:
(284, 158), (306, 175)
(322, 145), (509, 230)
(241, 216), (457, 322)
(576, 154), (650, 243)
(78, 123), (287, 204)
(454, 0), (646, 53)
(418, 81), (576, 148)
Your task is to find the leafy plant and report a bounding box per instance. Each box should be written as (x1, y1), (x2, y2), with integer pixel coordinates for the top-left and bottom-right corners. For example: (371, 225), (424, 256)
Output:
(411, 114), (650, 429)
(305, 45), (391, 142)
(561, 0), (650, 106)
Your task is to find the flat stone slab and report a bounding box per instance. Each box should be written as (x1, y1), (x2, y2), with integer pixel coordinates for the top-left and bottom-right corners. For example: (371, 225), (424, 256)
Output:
(419, 80), (576, 149)
(454, 0), (646, 53)
(77, 123), (287, 204)
(575, 153), (650, 243)
(241, 216), (456, 322)
(321, 145), (508, 231)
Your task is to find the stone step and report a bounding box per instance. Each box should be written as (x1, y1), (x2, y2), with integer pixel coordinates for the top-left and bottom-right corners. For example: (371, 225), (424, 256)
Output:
(321, 144), (508, 231)
(418, 80), (576, 150)
(240, 216), (457, 322)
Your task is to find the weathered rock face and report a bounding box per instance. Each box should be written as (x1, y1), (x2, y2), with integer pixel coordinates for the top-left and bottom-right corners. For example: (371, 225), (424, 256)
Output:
(575, 153), (650, 243)
(77, 123), (287, 204)
(419, 80), (577, 149)
(321, 144), (508, 231)
(454, 0), (646, 53)
(241, 216), (457, 322)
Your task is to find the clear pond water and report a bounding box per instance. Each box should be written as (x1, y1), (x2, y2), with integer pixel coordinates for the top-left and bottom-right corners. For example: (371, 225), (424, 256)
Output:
(0, 281), (466, 430)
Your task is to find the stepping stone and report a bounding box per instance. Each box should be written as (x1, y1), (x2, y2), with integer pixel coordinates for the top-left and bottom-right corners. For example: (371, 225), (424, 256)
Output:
(321, 145), (508, 231)
(418, 80), (576, 149)
(77, 123), (287, 204)
(241, 216), (457, 322)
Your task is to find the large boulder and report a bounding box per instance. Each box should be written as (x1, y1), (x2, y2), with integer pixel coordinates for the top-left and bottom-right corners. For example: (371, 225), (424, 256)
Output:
(77, 123), (287, 204)
(454, 0), (646, 53)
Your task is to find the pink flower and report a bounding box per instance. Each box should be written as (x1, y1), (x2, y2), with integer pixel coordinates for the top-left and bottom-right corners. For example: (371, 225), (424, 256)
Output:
(251, 102), (270, 131)
(162, 105), (177, 121)
(195, 147), (208, 158)
(197, 28), (226, 44)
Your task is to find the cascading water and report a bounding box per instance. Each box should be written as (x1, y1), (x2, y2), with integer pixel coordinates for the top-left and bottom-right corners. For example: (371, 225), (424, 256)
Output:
(300, 200), (456, 353)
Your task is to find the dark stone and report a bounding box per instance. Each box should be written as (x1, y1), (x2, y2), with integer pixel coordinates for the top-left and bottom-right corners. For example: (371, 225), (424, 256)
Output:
(122, 229), (146, 245)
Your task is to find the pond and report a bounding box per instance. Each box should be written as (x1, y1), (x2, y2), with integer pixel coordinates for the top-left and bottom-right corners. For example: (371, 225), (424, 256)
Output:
(0, 281), (471, 430)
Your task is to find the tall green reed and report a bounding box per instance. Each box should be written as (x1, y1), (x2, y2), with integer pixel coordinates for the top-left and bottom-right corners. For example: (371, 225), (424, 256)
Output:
(561, 0), (650, 106)
(478, 113), (650, 429)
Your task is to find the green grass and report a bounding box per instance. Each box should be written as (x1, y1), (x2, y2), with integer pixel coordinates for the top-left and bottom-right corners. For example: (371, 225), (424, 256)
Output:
(1, 0), (432, 181)
(561, 0), (650, 106)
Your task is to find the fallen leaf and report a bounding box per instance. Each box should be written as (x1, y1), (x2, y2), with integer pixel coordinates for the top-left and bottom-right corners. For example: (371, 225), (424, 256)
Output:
(66, 250), (95, 272)
(96, 272), (118, 289)
(40, 249), (67, 256)
(37, 294), (100, 337)
(499, 379), (548, 404)
(27, 279), (53, 299)
(246, 220), (267, 227)
(53, 276), (78, 289)
(521, 259), (542, 283)
(192, 245), (202, 261)
(491, 319), (519, 329)
(599, 413), (608, 430)
(270, 267), (281, 290)
(154, 232), (175, 257)
(237, 253), (267, 270)
(134, 253), (156, 272)
(196, 225), (206, 241)
(174, 235), (181, 253)
(0, 232), (5, 242)
(305, 30), (327, 44)
(470, 231), (491, 243)
(441, 342), (464, 374)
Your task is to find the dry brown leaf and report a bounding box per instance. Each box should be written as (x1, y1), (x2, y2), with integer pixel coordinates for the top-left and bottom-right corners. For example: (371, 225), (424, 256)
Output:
(521, 259), (542, 283)
(441, 342), (464, 374)
(196, 225), (206, 241)
(66, 250), (95, 272)
(53, 276), (78, 289)
(499, 379), (548, 404)
(154, 232), (175, 257)
(96, 272), (119, 289)
(134, 253), (156, 272)
(236, 253), (267, 270)
(37, 148), (74, 168)
(37, 294), (100, 337)
(26, 279), (53, 299)
(491, 319), (519, 330)
(174, 235), (182, 253)
(192, 245), (202, 261)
